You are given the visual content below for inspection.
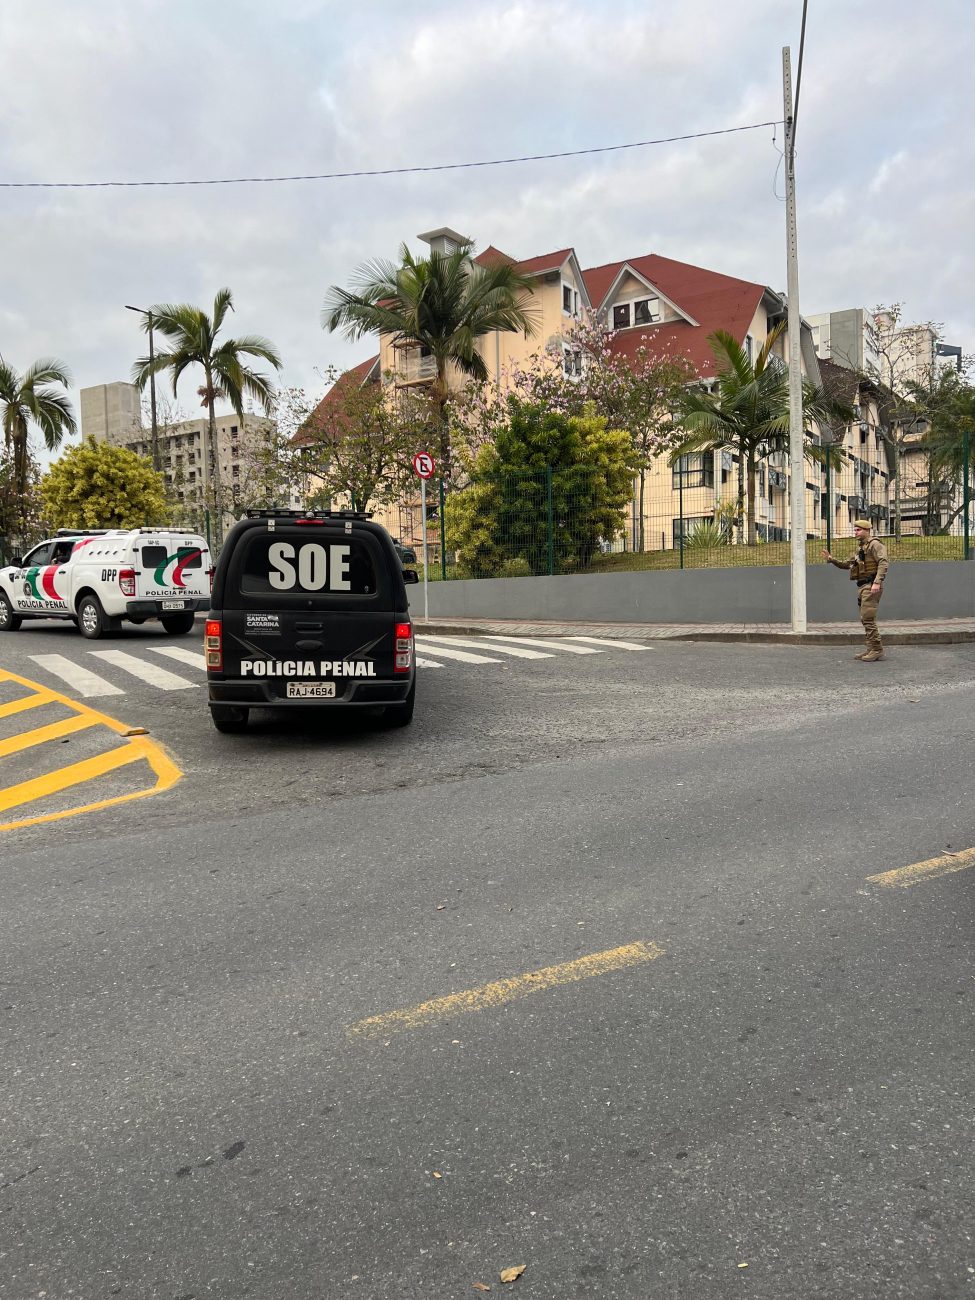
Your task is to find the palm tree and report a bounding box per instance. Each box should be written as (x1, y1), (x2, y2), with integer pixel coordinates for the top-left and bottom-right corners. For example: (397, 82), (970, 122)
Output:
(0, 356), (76, 530)
(132, 289), (282, 545)
(322, 241), (539, 478)
(671, 325), (853, 544)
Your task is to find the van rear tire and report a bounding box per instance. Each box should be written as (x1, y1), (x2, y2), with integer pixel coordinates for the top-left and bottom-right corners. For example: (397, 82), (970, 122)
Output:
(210, 705), (249, 734)
(161, 612), (196, 635)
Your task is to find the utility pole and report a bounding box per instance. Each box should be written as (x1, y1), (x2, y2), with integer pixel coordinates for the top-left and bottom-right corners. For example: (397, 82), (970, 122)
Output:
(783, 46), (807, 634)
(125, 305), (160, 472)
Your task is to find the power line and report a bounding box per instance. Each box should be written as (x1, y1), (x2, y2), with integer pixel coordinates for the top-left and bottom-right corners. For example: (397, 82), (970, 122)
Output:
(792, 0), (809, 148)
(0, 120), (781, 190)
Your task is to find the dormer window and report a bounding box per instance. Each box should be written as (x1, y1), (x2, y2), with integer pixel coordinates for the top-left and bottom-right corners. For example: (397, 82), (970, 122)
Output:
(562, 283), (579, 316)
(633, 297), (661, 325)
(613, 297), (662, 330)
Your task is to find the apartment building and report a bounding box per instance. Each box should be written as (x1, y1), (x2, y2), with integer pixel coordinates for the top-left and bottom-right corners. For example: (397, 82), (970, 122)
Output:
(308, 229), (827, 550)
(80, 381), (279, 525)
(817, 360), (895, 538)
(808, 308), (880, 376)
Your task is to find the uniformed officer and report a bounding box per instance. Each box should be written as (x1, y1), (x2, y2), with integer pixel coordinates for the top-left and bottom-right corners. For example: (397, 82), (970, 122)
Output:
(822, 519), (889, 661)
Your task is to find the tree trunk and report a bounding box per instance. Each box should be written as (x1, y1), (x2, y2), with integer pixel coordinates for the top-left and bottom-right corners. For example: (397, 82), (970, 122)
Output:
(638, 466), (646, 552)
(746, 446), (758, 544)
(433, 363), (450, 483)
(206, 369), (224, 548)
(736, 447), (746, 545)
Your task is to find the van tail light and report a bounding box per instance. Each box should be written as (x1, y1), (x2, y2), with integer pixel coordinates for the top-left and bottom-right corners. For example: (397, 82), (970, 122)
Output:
(205, 618), (223, 671)
(394, 621), (413, 673)
(119, 568), (136, 597)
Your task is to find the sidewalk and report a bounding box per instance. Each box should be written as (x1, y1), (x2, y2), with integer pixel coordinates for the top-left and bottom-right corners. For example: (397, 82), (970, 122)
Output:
(411, 615), (975, 646)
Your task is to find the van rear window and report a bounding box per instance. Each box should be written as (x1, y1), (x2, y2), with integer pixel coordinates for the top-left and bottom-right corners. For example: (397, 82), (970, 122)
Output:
(239, 535), (377, 596)
(142, 545), (167, 567)
(177, 546), (202, 569)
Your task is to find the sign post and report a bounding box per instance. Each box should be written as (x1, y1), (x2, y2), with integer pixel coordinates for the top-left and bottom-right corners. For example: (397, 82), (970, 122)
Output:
(412, 452), (436, 622)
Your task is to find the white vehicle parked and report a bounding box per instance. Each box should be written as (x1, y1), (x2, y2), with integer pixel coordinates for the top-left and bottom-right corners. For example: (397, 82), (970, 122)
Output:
(0, 528), (212, 639)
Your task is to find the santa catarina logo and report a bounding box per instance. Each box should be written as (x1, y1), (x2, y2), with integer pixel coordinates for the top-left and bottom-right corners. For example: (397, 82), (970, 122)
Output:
(153, 549), (202, 589)
(23, 565), (62, 600)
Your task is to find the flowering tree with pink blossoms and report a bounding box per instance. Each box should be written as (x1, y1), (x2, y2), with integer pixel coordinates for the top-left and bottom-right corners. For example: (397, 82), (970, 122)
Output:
(449, 315), (692, 549)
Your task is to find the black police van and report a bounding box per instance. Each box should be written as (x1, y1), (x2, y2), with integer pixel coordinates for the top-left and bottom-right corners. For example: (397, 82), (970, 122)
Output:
(205, 509), (419, 733)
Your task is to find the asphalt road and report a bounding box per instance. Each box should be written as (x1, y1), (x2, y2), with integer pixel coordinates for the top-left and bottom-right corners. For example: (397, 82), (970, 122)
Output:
(1, 620), (973, 1299)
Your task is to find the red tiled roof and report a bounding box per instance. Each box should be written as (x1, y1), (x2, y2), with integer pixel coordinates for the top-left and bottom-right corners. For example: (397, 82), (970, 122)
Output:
(475, 245), (574, 277)
(583, 254), (768, 378)
(474, 245), (517, 268)
(292, 355), (379, 446)
(513, 247), (574, 277)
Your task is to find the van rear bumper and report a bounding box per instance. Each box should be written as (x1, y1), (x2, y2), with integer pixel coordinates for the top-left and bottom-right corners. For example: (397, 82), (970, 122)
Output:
(127, 598), (209, 616)
(207, 675), (413, 708)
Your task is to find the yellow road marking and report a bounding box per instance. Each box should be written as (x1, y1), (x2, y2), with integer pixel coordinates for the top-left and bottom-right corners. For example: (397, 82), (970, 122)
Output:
(868, 846), (975, 889)
(0, 712), (97, 758)
(347, 940), (665, 1040)
(0, 667), (182, 832)
(0, 744), (146, 814)
(0, 690), (56, 720)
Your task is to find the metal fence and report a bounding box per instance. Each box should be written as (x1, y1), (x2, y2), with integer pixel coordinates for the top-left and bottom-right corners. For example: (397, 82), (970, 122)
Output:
(381, 435), (974, 579)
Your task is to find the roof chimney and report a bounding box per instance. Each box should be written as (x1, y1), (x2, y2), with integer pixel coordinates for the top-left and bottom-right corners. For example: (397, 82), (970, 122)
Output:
(417, 227), (470, 256)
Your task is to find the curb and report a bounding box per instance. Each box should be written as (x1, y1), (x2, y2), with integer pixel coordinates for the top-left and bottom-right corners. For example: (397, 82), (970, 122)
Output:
(194, 612), (975, 647)
(411, 621), (975, 647)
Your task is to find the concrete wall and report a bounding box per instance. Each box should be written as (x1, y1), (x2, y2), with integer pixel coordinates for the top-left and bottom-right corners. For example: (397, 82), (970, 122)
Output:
(415, 561), (975, 624)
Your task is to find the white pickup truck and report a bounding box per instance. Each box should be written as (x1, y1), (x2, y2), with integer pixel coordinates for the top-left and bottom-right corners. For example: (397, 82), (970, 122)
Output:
(0, 528), (212, 639)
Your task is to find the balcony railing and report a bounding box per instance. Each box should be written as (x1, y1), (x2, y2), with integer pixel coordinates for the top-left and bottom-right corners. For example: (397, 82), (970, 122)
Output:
(394, 354), (437, 387)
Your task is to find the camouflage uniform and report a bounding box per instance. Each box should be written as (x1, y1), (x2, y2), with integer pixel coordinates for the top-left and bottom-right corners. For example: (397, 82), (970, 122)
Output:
(826, 521), (889, 659)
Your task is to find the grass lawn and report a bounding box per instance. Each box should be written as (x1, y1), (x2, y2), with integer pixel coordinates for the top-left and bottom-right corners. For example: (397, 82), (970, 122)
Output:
(408, 534), (969, 581)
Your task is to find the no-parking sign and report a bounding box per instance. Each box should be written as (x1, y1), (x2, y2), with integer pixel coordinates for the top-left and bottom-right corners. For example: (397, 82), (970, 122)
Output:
(412, 452), (436, 480)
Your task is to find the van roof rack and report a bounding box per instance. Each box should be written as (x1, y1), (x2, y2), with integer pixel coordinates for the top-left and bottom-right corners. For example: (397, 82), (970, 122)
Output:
(244, 507), (374, 521)
(55, 528), (112, 536)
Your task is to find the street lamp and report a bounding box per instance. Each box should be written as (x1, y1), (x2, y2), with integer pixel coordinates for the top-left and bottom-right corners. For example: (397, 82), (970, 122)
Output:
(125, 305), (160, 472)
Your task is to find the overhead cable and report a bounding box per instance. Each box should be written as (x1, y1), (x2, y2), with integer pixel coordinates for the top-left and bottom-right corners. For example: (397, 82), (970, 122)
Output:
(0, 120), (782, 190)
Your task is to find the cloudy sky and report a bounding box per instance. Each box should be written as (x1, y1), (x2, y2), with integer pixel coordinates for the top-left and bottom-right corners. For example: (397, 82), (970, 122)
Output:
(1, 0), (972, 453)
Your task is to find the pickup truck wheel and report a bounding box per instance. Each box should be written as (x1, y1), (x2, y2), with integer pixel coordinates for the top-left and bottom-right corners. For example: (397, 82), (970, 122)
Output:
(210, 706), (249, 734)
(160, 612), (196, 635)
(0, 591), (22, 631)
(383, 680), (415, 727)
(77, 594), (118, 640)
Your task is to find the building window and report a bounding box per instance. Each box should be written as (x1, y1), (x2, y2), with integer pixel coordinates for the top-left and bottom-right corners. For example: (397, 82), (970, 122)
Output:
(613, 303), (630, 330)
(744, 334), (754, 363)
(230, 425), (238, 434)
(672, 515), (712, 543)
(563, 347), (583, 378)
(563, 284), (572, 313)
(672, 454), (714, 489)
(634, 297), (661, 325)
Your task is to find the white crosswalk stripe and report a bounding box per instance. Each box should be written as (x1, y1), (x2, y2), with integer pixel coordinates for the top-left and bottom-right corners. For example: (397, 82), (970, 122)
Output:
(418, 635), (551, 660)
(29, 653), (125, 698)
(88, 649), (198, 691)
(150, 645), (206, 670)
(566, 635), (649, 651)
(484, 635), (601, 655)
(412, 639), (503, 664)
(26, 633), (643, 697)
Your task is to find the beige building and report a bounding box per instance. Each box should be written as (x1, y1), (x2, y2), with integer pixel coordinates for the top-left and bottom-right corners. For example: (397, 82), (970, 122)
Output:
(315, 229), (828, 551)
(80, 381), (282, 530)
(79, 381), (142, 446)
